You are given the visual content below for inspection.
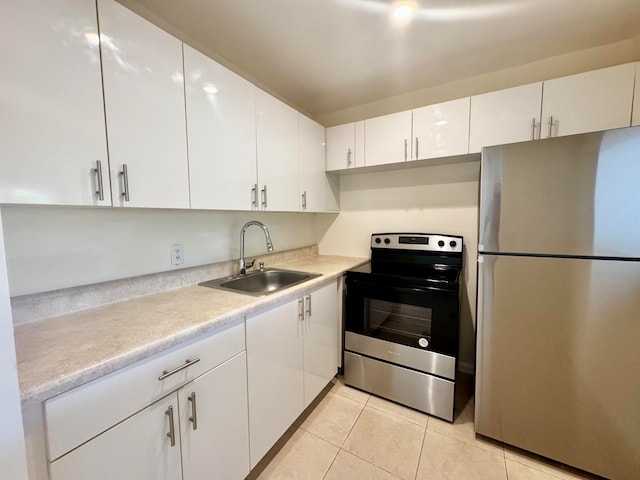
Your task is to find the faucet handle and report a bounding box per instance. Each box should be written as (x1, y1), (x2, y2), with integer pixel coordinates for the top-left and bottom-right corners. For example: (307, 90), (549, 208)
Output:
(245, 259), (255, 270)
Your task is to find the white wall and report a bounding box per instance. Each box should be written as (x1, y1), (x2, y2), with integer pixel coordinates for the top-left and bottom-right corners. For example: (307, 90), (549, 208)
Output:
(0, 210), (29, 480)
(317, 161), (480, 371)
(1, 206), (317, 296)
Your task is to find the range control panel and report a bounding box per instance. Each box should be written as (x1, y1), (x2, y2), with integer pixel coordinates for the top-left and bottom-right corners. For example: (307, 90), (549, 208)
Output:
(371, 233), (463, 253)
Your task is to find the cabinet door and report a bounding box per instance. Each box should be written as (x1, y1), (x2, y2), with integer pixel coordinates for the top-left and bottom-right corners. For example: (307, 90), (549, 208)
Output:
(303, 281), (339, 408)
(0, 0), (110, 206)
(541, 63), (635, 138)
(633, 63), (640, 127)
(469, 82), (543, 153)
(49, 394), (181, 480)
(326, 123), (355, 170)
(299, 114), (328, 212)
(364, 111), (413, 166)
(256, 90), (300, 211)
(246, 298), (304, 468)
(98, 0), (190, 209)
(412, 98), (470, 160)
(179, 352), (250, 480)
(184, 45), (257, 210)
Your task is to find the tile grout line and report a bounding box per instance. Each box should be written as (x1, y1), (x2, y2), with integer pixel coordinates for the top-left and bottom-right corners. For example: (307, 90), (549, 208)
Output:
(335, 395), (405, 479)
(413, 419), (429, 480)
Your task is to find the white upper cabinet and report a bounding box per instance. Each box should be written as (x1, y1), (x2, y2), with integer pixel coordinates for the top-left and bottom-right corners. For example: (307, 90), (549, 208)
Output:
(184, 45), (257, 211)
(541, 63), (635, 138)
(469, 82), (543, 153)
(255, 90), (300, 211)
(326, 121), (364, 171)
(0, 0), (110, 206)
(412, 98), (470, 160)
(299, 115), (329, 212)
(634, 63), (640, 127)
(98, 0), (190, 209)
(364, 111), (413, 166)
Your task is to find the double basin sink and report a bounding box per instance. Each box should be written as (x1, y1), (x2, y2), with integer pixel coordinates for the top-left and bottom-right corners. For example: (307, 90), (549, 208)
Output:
(199, 268), (321, 296)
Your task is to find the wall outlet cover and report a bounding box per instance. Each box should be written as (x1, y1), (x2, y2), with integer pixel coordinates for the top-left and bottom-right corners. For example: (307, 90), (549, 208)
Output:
(170, 244), (184, 265)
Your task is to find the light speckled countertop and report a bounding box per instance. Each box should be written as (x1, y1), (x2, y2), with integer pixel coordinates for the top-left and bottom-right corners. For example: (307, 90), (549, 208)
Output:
(15, 255), (367, 404)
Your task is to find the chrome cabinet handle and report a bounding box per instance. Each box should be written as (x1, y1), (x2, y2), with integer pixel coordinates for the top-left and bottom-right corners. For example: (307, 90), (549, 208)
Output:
(547, 115), (554, 138)
(94, 160), (104, 201)
(261, 185), (267, 209)
(347, 148), (352, 166)
(158, 358), (200, 381)
(404, 139), (408, 160)
(305, 294), (311, 317)
(298, 298), (304, 321)
(302, 191), (307, 210)
(415, 137), (419, 160)
(251, 184), (258, 209)
(530, 118), (538, 140)
(165, 405), (176, 447)
(120, 164), (130, 202)
(188, 392), (198, 431)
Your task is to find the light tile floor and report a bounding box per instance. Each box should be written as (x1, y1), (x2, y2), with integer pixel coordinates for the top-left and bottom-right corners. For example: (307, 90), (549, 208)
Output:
(249, 376), (602, 480)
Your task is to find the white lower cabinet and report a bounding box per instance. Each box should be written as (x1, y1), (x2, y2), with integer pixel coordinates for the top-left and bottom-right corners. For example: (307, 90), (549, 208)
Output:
(246, 296), (304, 468)
(49, 394), (182, 480)
(46, 322), (249, 480)
(178, 352), (250, 480)
(302, 282), (339, 408)
(246, 280), (339, 468)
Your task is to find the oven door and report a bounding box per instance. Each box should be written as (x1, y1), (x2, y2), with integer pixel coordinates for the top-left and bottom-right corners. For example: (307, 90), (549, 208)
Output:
(345, 275), (459, 358)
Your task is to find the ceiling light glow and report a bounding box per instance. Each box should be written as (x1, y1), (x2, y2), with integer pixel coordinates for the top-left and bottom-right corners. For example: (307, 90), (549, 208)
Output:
(391, 1), (416, 25)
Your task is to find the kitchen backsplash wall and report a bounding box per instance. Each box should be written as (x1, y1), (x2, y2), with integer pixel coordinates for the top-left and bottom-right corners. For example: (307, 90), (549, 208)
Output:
(316, 161), (480, 372)
(1, 206), (319, 297)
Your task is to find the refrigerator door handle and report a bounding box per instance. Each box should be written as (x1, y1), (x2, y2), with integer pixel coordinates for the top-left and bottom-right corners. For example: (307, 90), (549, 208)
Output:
(474, 254), (486, 428)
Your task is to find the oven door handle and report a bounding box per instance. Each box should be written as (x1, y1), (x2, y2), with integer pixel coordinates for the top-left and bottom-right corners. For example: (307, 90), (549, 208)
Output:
(347, 278), (457, 297)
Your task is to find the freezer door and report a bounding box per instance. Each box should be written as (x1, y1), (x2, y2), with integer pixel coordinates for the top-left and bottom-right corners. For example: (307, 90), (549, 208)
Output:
(479, 126), (640, 257)
(475, 254), (640, 480)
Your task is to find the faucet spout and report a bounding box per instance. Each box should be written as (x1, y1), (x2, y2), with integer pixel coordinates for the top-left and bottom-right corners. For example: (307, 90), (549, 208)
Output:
(239, 221), (274, 275)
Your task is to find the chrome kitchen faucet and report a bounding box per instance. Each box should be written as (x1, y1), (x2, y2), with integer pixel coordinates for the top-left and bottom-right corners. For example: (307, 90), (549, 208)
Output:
(239, 221), (273, 275)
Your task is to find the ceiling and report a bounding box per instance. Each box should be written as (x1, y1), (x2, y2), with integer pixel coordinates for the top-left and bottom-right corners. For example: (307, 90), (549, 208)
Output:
(124, 0), (640, 118)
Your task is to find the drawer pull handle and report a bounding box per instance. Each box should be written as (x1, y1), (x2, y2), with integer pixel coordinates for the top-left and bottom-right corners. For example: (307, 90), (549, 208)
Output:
(165, 405), (176, 447)
(158, 358), (200, 381)
(188, 392), (198, 431)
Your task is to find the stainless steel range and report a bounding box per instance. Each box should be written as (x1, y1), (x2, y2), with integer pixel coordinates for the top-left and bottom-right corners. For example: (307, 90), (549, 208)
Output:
(343, 233), (462, 421)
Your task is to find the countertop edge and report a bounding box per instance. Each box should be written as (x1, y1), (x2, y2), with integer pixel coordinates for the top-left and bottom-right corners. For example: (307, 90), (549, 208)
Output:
(19, 256), (368, 404)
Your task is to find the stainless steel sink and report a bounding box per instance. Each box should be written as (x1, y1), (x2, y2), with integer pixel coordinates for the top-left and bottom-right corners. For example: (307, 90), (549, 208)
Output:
(199, 268), (321, 296)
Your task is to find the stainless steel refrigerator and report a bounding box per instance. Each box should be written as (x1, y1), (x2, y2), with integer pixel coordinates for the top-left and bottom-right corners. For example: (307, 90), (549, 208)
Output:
(475, 126), (640, 480)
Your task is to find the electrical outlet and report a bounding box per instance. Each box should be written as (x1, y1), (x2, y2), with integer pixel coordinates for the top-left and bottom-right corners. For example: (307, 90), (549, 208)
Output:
(170, 244), (184, 266)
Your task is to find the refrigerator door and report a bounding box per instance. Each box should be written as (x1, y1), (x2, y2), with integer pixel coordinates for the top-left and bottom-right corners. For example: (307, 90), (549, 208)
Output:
(479, 126), (640, 257)
(475, 254), (640, 480)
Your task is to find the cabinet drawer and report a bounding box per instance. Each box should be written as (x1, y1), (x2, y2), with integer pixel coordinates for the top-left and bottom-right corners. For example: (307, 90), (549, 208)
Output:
(45, 319), (245, 461)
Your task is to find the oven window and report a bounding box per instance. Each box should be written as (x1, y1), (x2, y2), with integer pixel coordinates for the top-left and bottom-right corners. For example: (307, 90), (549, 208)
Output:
(367, 299), (432, 346)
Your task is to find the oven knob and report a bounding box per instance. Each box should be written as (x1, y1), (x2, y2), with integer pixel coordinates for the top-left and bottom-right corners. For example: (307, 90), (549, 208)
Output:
(418, 338), (429, 348)
(450, 240), (457, 248)
(375, 237), (381, 244)
(438, 240), (445, 247)
(384, 238), (391, 244)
